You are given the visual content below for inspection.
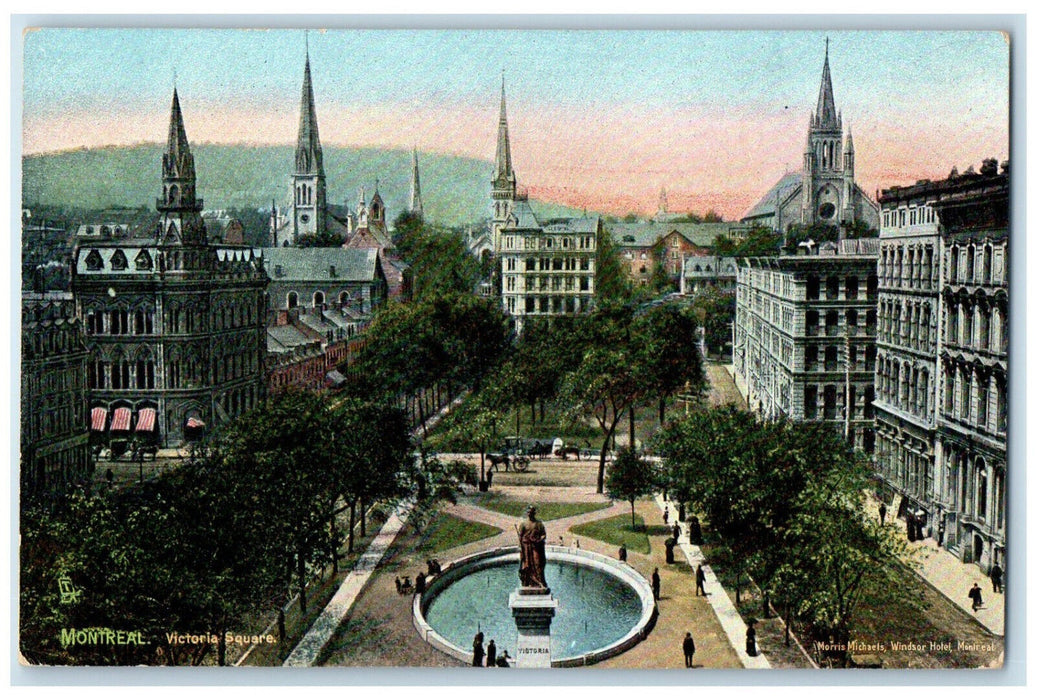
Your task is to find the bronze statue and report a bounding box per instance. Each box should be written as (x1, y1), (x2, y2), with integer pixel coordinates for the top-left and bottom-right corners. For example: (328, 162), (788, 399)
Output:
(516, 505), (548, 589)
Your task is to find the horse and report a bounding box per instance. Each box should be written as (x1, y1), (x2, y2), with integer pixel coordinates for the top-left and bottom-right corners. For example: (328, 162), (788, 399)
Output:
(487, 452), (511, 472)
(555, 445), (581, 460)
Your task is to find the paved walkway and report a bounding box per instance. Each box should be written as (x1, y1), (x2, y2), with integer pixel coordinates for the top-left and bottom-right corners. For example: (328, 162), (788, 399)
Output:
(865, 496), (1005, 636)
(283, 503), (413, 666)
(655, 493), (770, 669)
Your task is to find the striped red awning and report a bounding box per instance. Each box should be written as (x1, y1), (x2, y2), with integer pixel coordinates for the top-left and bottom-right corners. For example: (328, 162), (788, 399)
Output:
(186, 417), (205, 429)
(135, 408), (156, 432)
(110, 407), (132, 432)
(90, 407), (107, 432)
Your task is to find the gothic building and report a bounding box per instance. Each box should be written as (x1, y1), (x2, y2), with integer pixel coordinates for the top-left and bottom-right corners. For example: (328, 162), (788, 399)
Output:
(21, 292), (92, 502)
(410, 147), (424, 218)
(490, 78), (518, 256)
(71, 89), (268, 447)
(741, 41), (879, 234)
(873, 160), (1008, 571)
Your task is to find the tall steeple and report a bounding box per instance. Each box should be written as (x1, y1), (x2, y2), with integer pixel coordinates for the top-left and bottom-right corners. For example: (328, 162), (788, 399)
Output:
(290, 46), (327, 241)
(494, 76), (516, 187)
(491, 74), (517, 253)
(813, 37), (840, 131)
(157, 88), (207, 247)
(410, 147), (424, 218)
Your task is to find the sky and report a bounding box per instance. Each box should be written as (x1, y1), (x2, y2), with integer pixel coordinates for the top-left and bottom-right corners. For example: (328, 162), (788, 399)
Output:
(21, 27), (1010, 220)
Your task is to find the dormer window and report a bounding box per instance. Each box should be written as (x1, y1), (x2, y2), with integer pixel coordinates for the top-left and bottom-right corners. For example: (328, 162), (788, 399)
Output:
(275, 265), (284, 277)
(85, 250), (103, 271)
(135, 250), (153, 270)
(329, 265), (337, 277)
(110, 250), (128, 271)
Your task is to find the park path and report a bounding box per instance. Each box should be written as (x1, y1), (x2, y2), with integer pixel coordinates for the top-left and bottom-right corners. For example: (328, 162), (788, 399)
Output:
(656, 493), (771, 669)
(281, 393), (467, 667)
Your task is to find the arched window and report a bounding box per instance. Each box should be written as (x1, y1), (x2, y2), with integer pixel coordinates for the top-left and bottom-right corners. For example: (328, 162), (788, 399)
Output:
(826, 276), (839, 300)
(845, 276), (859, 299)
(983, 244), (993, 285)
(313, 291), (325, 308)
(287, 291), (299, 309)
(339, 291), (350, 307)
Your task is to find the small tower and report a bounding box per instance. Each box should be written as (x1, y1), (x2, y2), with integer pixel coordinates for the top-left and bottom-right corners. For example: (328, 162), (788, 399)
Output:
(409, 147), (425, 218)
(491, 75), (517, 253)
(368, 179), (386, 232)
(291, 48), (327, 241)
(157, 88), (207, 248)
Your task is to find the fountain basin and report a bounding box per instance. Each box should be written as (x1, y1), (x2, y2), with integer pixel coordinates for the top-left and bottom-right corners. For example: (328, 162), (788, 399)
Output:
(412, 545), (656, 667)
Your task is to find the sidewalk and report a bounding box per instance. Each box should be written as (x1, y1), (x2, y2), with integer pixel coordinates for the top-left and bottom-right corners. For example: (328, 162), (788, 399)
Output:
(656, 494), (770, 669)
(283, 503), (413, 666)
(867, 497), (1004, 636)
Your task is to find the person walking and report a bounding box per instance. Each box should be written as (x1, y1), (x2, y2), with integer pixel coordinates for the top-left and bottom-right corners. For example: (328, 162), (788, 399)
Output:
(746, 621), (758, 657)
(878, 502), (887, 526)
(695, 564), (707, 596)
(618, 543), (627, 562)
(651, 567), (661, 600)
(663, 508), (669, 525)
(968, 582), (983, 612)
(990, 564), (1003, 593)
(682, 632), (696, 668)
(486, 639), (497, 668)
(472, 632), (485, 667)
(672, 522), (681, 542)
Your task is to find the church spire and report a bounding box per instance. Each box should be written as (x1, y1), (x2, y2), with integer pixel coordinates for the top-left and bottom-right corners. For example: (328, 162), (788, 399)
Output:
(295, 51), (324, 176)
(158, 87), (206, 245)
(410, 147), (424, 217)
(494, 75), (515, 186)
(814, 37), (839, 130)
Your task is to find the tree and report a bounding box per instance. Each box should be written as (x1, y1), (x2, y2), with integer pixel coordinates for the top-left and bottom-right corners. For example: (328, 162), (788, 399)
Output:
(690, 287), (736, 357)
(633, 301), (706, 425)
(606, 448), (657, 528)
(560, 307), (641, 493)
(595, 229), (635, 303)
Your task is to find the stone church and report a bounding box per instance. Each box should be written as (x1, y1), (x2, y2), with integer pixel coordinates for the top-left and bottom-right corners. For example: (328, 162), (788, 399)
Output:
(741, 41), (880, 234)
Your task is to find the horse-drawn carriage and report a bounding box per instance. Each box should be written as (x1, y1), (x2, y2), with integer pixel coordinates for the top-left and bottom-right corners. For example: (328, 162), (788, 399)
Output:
(486, 436), (554, 472)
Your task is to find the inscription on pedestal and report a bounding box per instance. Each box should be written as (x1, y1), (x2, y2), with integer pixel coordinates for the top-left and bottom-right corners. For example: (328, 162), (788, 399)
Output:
(509, 589), (557, 668)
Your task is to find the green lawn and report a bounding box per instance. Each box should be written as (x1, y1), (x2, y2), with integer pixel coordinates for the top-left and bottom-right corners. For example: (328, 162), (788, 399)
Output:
(570, 513), (651, 554)
(417, 512), (502, 553)
(474, 494), (610, 521)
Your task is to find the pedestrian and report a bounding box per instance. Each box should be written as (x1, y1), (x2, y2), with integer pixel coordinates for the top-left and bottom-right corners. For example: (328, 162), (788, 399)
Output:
(672, 523), (681, 542)
(878, 502), (886, 526)
(906, 512), (915, 541)
(663, 508), (669, 525)
(618, 543), (627, 562)
(678, 503), (686, 522)
(415, 571), (426, 595)
(990, 564), (1004, 593)
(105, 468), (114, 487)
(571, 537), (580, 549)
(696, 564), (706, 596)
(746, 621), (758, 657)
(486, 639), (497, 667)
(496, 650), (510, 667)
(968, 582), (983, 612)
(682, 631), (695, 668)
(472, 632), (485, 667)
(652, 567), (661, 600)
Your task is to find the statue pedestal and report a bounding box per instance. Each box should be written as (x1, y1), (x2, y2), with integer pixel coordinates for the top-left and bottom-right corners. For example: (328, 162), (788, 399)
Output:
(509, 588), (557, 668)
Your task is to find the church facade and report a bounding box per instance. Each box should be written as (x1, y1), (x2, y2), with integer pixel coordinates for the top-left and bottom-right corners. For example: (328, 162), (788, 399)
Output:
(741, 42), (880, 234)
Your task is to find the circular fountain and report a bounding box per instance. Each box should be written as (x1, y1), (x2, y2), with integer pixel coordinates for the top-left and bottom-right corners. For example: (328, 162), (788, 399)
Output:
(413, 546), (656, 667)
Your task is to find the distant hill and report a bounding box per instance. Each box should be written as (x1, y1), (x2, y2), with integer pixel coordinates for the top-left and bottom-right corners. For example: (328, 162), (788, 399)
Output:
(21, 144), (587, 229)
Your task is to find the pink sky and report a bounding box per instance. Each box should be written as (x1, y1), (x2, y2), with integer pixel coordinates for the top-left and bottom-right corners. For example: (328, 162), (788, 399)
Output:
(24, 97), (1008, 221)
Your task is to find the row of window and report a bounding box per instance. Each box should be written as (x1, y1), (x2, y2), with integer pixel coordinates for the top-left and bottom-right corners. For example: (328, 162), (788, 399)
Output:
(876, 357), (932, 419)
(879, 242), (937, 291)
(504, 275), (592, 293)
(802, 383), (875, 420)
(503, 235), (596, 251)
(942, 361), (1007, 435)
(286, 290), (355, 309)
(83, 247), (206, 273)
(944, 298), (1007, 353)
(878, 298), (934, 353)
(946, 242), (1003, 288)
(881, 203), (937, 230)
(942, 448), (1005, 532)
(804, 343), (877, 373)
(804, 308), (877, 337)
(24, 324), (82, 357)
(85, 302), (259, 336)
(508, 295), (591, 315)
(804, 273), (878, 301)
(874, 435), (933, 504)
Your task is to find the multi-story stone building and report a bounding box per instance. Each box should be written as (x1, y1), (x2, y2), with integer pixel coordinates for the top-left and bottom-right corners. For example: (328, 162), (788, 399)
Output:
(498, 201), (599, 334)
(681, 256), (738, 295)
(733, 239), (879, 451)
(262, 247), (387, 316)
(21, 292), (92, 502)
(71, 88), (268, 447)
(874, 160), (1008, 570)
